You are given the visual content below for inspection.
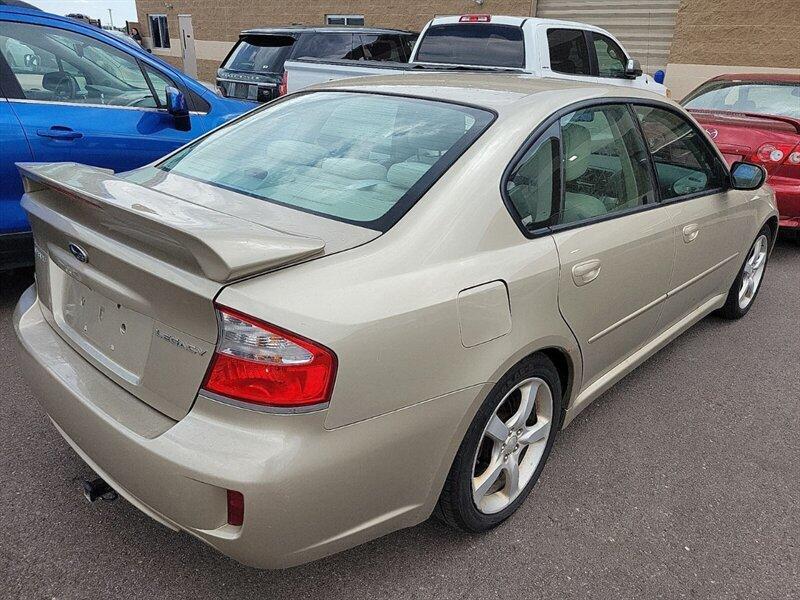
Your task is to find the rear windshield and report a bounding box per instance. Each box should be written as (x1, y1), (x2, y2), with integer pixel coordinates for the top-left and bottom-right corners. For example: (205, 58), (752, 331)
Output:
(159, 92), (494, 230)
(415, 24), (525, 68)
(223, 35), (295, 73)
(683, 81), (800, 119)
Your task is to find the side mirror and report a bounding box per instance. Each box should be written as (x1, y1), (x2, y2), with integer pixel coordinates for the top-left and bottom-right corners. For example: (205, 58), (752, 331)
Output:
(730, 161), (766, 190)
(624, 58), (642, 79)
(165, 86), (190, 131)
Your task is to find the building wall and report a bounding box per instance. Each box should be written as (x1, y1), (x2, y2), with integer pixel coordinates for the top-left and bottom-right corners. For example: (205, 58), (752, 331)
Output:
(135, 1), (535, 81)
(665, 0), (800, 99)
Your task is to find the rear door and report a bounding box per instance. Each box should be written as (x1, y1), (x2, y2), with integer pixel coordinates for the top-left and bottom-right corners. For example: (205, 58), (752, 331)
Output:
(549, 103), (674, 386)
(0, 19), (198, 173)
(633, 104), (751, 328)
(0, 56), (33, 236)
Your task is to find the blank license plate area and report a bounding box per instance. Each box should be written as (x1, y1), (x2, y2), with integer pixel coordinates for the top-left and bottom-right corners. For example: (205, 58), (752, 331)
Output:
(60, 274), (153, 381)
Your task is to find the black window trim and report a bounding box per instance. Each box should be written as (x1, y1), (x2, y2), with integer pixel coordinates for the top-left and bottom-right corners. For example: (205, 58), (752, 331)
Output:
(500, 97), (732, 240)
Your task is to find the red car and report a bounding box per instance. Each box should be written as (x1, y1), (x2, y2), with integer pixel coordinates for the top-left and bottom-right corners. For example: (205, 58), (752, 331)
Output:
(683, 73), (800, 236)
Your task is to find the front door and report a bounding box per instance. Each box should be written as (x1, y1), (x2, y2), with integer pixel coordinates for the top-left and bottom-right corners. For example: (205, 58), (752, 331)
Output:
(0, 20), (194, 173)
(632, 104), (753, 329)
(550, 104), (675, 386)
(178, 15), (197, 78)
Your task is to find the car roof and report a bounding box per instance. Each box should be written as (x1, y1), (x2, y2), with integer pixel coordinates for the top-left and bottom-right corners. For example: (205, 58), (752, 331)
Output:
(707, 73), (800, 84)
(241, 26), (415, 36)
(426, 14), (615, 32)
(311, 71), (675, 113)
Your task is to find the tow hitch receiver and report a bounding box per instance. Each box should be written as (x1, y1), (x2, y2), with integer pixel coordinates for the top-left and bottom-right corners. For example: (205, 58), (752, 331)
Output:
(83, 477), (118, 503)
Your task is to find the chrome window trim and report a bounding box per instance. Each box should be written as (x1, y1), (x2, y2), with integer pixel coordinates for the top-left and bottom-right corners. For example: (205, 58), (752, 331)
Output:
(8, 98), (205, 115)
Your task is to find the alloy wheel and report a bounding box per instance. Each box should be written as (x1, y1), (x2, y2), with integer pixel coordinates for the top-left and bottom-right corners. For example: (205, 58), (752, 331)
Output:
(738, 234), (768, 310)
(471, 377), (553, 514)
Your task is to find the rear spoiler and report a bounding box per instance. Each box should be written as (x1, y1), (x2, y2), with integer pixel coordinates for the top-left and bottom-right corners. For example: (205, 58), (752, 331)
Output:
(17, 162), (325, 283)
(690, 109), (800, 134)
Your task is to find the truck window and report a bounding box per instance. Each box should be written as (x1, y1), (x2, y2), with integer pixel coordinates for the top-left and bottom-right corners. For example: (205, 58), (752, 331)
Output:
(592, 33), (627, 78)
(546, 29), (591, 76)
(414, 24), (525, 68)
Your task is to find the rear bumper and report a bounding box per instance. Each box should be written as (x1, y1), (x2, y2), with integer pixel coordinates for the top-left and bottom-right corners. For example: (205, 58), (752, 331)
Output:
(770, 177), (800, 228)
(14, 285), (479, 568)
(0, 230), (33, 270)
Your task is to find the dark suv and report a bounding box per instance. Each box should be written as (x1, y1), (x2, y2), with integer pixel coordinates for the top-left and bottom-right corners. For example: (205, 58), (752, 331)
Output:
(216, 26), (417, 102)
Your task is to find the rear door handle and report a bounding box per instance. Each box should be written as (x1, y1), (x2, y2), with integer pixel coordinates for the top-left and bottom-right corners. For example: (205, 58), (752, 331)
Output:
(682, 223), (700, 243)
(37, 127), (83, 140)
(572, 259), (602, 286)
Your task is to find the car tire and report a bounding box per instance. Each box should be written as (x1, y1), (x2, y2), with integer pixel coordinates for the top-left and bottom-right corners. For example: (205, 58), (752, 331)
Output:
(435, 354), (562, 532)
(717, 224), (772, 320)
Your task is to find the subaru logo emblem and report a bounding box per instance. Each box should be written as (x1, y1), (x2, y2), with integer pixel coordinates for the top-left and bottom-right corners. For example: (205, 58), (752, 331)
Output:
(68, 243), (88, 263)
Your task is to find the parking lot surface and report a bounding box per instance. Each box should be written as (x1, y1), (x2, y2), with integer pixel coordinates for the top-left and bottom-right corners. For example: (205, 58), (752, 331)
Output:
(1, 239), (798, 600)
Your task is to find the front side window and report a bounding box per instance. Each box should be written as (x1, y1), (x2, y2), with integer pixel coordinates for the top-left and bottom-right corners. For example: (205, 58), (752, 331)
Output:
(415, 24), (525, 68)
(557, 105), (656, 225)
(683, 81), (800, 119)
(592, 33), (627, 78)
(292, 33), (355, 60)
(505, 124), (560, 230)
(547, 29), (591, 75)
(158, 92), (494, 230)
(634, 105), (727, 200)
(148, 14), (170, 49)
(0, 21), (163, 108)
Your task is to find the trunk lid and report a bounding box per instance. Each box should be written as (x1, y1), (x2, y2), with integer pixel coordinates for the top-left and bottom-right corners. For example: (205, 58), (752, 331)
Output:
(19, 162), (375, 420)
(689, 109), (800, 165)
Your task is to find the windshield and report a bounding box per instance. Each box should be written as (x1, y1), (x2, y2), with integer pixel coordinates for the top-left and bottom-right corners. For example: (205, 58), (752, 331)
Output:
(415, 24), (525, 68)
(223, 35), (295, 73)
(683, 81), (800, 119)
(159, 92), (494, 230)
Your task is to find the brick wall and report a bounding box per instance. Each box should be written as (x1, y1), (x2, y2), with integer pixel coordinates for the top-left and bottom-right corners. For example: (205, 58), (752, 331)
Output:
(669, 0), (798, 69)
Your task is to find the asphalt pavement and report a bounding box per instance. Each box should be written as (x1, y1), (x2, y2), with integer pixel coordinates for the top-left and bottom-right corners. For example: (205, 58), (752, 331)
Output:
(1, 237), (798, 600)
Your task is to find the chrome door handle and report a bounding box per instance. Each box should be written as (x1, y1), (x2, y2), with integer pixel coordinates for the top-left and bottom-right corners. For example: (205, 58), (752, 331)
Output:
(572, 259), (602, 286)
(683, 223), (700, 243)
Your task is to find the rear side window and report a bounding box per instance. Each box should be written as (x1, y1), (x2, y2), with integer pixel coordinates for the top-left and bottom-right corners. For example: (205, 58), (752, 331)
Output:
(634, 105), (727, 200)
(557, 105), (656, 225)
(222, 35), (295, 73)
(353, 34), (407, 62)
(292, 33), (355, 60)
(505, 123), (560, 230)
(547, 29), (591, 75)
(159, 92), (494, 230)
(415, 24), (525, 68)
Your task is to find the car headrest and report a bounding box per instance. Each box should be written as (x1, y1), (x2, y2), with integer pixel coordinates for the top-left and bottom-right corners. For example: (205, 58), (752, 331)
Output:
(387, 161), (430, 189)
(562, 123), (592, 182)
(321, 158), (387, 181)
(266, 140), (328, 166)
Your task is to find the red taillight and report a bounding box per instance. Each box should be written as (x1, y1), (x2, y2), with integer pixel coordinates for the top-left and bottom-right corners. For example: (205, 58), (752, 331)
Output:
(278, 71), (288, 96)
(202, 305), (337, 408)
(750, 142), (796, 170)
(459, 14), (491, 22)
(227, 489), (244, 526)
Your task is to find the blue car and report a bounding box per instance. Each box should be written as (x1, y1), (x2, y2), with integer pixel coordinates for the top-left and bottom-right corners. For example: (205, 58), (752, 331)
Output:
(0, 4), (252, 268)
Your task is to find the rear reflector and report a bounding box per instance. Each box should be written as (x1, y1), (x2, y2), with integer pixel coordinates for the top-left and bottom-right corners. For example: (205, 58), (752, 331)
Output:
(227, 489), (244, 526)
(459, 14), (491, 22)
(202, 305), (337, 408)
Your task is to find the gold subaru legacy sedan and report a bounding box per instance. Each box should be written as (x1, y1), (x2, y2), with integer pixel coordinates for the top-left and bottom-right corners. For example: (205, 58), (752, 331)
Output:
(14, 74), (778, 568)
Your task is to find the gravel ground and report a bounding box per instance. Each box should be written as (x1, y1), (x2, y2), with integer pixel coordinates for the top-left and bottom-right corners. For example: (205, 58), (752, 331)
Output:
(1, 237), (797, 600)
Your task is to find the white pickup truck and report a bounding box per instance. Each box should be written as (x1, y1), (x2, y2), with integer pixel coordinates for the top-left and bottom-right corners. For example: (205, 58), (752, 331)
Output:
(285, 15), (667, 95)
